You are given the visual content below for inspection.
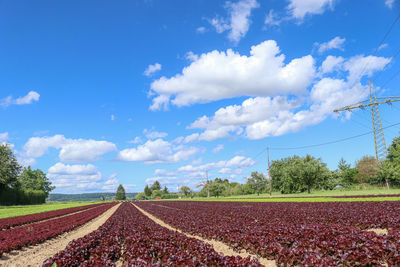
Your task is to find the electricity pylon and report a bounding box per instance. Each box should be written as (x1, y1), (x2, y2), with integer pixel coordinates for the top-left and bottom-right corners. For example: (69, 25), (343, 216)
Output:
(334, 81), (400, 189)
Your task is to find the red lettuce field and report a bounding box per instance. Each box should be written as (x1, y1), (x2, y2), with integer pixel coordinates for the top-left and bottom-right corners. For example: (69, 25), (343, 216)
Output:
(136, 201), (400, 266)
(1, 200), (400, 266)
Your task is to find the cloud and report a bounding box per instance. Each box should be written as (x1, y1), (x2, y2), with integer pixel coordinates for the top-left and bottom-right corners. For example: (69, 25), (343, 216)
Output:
(377, 43), (388, 51)
(264, 10), (282, 27)
(48, 162), (103, 192)
(145, 176), (178, 185)
(111, 114), (115, 121)
(288, 0), (336, 20)
(144, 63), (162, 76)
(209, 0), (259, 43)
(143, 129), (168, 139)
(23, 135), (117, 163)
(149, 40), (315, 110)
(151, 155), (256, 189)
(186, 51), (199, 62)
(187, 54), (391, 141)
(128, 137), (142, 144)
(320, 55), (344, 74)
(316, 36), (346, 54)
(385, 0), (395, 8)
(101, 174), (119, 191)
(196, 26), (207, 34)
(1, 91), (40, 108)
(116, 138), (199, 164)
(213, 144), (224, 153)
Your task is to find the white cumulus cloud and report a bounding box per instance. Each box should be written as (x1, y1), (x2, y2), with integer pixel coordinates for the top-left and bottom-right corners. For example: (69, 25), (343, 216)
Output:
(144, 63), (162, 76)
(316, 36), (346, 54)
(1, 91), (40, 108)
(210, 0), (259, 43)
(23, 135), (117, 163)
(149, 40), (315, 110)
(288, 0), (336, 20)
(117, 139), (199, 164)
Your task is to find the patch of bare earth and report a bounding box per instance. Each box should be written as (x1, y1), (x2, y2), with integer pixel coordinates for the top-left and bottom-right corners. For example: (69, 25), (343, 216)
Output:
(0, 203), (121, 267)
(132, 204), (276, 267)
(366, 228), (388, 235)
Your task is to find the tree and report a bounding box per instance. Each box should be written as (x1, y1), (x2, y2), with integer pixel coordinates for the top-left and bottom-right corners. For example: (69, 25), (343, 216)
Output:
(338, 158), (351, 173)
(246, 171), (267, 195)
(374, 160), (400, 186)
(162, 186), (169, 194)
(136, 192), (146, 200)
(209, 178), (226, 197)
(197, 180), (211, 198)
(150, 181), (161, 191)
(388, 136), (400, 162)
(115, 184), (126, 200)
(144, 185), (152, 197)
(0, 144), (21, 192)
(270, 155), (331, 194)
(152, 189), (163, 198)
(179, 186), (192, 197)
(355, 156), (380, 184)
(19, 166), (55, 198)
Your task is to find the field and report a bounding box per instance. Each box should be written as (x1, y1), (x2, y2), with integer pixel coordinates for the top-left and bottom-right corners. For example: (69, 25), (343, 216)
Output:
(0, 201), (104, 219)
(1, 197), (400, 266)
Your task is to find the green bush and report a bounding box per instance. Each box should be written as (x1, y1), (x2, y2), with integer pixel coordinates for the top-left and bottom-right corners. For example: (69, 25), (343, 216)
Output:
(0, 188), (46, 205)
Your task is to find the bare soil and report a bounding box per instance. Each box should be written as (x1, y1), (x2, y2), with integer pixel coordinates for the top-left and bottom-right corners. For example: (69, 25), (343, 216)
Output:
(132, 204), (276, 267)
(366, 228), (388, 235)
(0, 203), (121, 267)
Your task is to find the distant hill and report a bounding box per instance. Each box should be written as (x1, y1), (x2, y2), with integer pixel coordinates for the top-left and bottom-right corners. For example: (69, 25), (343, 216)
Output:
(48, 192), (138, 202)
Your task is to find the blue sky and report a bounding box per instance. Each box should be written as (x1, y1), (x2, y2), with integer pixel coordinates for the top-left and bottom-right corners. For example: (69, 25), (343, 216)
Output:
(1, 0), (400, 193)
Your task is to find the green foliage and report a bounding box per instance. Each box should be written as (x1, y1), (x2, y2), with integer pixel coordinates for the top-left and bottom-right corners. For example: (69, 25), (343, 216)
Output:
(388, 136), (400, 162)
(341, 168), (358, 186)
(162, 186), (169, 194)
(0, 188), (46, 205)
(270, 155), (332, 194)
(152, 189), (163, 198)
(135, 192), (146, 200)
(374, 160), (400, 186)
(355, 156), (380, 184)
(246, 171), (267, 195)
(150, 181), (161, 191)
(144, 185), (152, 197)
(19, 166), (55, 198)
(208, 178), (227, 197)
(0, 144), (21, 191)
(115, 184), (126, 200)
(179, 186), (193, 197)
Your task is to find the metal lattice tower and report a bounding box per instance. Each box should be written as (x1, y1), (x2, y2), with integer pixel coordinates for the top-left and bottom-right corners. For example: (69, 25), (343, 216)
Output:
(334, 81), (400, 189)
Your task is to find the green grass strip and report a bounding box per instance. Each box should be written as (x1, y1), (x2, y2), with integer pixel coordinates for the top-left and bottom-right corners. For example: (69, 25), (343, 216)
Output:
(0, 201), (104, 219)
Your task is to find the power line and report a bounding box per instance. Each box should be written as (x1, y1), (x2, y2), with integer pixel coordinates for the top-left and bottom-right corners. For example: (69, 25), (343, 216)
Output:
(267, 122), (400, 151)
(351, 12), (400, 87)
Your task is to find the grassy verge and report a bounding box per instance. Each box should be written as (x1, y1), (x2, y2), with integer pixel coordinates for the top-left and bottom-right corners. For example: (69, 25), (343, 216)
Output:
(0, 201), (104, 219)
(176, 196), (400, 202)
(223, 187), (400, 199)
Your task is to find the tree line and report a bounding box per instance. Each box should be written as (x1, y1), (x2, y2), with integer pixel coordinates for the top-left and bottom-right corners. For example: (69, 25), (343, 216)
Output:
(138, 134), (400, 197)
(0, 144), (55, 205)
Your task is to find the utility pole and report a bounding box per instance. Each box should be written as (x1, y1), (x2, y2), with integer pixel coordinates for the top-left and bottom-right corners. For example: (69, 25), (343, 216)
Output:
(334, 80), (400, 190)
(267, 147), (272, 196)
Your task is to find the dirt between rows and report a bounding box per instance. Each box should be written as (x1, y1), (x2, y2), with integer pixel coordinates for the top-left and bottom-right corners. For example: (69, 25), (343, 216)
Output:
(366, 228), (388, 235)
(132, 204), (277, 267)
(0, 203), (121, 267)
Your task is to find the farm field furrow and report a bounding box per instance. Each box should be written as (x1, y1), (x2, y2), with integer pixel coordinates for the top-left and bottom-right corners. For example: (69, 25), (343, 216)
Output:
(136, 201), (400, 266)
(43, 202), (261, 267)
(0, 202), (116, 257)
(0, 202), (106, 230)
